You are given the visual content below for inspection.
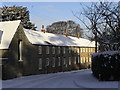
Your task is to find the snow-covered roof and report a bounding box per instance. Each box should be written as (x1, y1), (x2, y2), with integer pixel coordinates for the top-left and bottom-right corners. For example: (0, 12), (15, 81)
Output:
(0, 20), (21, 49)
(0, 20), (95, 49)
(24, 29), (95, 47)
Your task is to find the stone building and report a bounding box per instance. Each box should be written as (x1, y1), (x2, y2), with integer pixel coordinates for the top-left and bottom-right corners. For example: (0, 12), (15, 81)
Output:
(0, 20), (95, 80)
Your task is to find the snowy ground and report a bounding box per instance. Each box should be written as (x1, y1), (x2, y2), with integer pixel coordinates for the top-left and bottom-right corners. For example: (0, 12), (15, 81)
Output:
(2, 69), (119, 88)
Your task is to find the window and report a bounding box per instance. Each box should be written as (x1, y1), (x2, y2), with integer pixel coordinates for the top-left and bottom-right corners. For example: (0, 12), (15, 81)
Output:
(0, 30), (3, 43)
(18, 40), (23, 62)
(69, 47), (71, 54)
(89, 57), (91, 62)
(83, 48), (85, 52)
(58, 57), (61, 66)
(63, 47), (66, 54)
(74, 57), (76, 64)
(86, 57), (88, 62)
(86, 48), (88, 52)
(38, 46), (42, 54)
(52, 46), (55, 54)
(39, 58), (42, 70)
(63, 58), (66, 65)
(74, 48), (77, 53)
(58, 47), (61, 54)
(46, 46), (49, 54)
(80, 48), (82, 52)
(84, 48), (86, 52)
(46, 58), (49, 66)
(90, 48), (92, 52)
(69, 57), (71, 65)
(52, 57), (55, 67)
(77, 48), (80, 53)
(83, 57), (86, 63)
(65, 63), (67, 67)
(89, 48), (92, 52)
(81, 57), (83, 63)
(88, 48), (90, 52)
(78, 56), (80, 63)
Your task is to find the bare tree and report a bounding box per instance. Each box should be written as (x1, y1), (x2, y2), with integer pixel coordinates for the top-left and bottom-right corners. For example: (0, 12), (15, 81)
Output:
(73, 2), (120, 52)
(46, 20), (84, 38)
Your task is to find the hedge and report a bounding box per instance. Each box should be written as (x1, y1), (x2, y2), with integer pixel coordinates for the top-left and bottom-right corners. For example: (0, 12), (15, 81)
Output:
(91, 51), (120, 81)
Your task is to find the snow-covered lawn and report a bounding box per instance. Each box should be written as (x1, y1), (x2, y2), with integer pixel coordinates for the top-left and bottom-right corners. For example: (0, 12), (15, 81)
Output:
(2, 69), (119, 88)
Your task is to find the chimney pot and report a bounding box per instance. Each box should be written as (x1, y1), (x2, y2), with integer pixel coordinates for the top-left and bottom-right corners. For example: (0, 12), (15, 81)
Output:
(41, 25), (45, 33)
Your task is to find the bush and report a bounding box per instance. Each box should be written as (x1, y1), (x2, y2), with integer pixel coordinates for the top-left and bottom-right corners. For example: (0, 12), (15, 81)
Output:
(91, 51), (120, 81)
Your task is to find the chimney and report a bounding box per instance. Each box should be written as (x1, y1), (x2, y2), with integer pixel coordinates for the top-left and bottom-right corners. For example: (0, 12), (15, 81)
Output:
(64, 29), (67, 37)
(41, 25), (45, 33)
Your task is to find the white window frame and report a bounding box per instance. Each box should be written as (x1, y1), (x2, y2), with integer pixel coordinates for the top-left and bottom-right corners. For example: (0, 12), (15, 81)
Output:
(58, 47), (61, 54)
(46, 46), (49, 54)
(83, 57), (86, 63)
(69, 57), (71, 65)
(38, 46), (42, 54)
(74, 48), (77, 53)
(52, 46), (55, 54)
(83, 48), (85, 52)
(74, 57), (76, 64)
(69, 47), (71, 54)
(46, 58), (49, 66)
(86, 57), (88, 62)
(63, 58), (66, 65)
(63, 47), (66, 54)
(18, 40), (23, 62)
(0, 30), (3, 43)
(58, 57), (61, 66)
(52, 57), (55, 67)
(78, 56), (80, 63)
(89, 57), (91, 62)
(81, 57), (83, 63)
(77, 48), (80, 53)
(81, 48), (82, 52)
(88, 48), (90, 52)
(91, 48), (92, 52)
(65, 63), (67, 67)
(39, 58), (42, 70)
(86, 48), (88, 52)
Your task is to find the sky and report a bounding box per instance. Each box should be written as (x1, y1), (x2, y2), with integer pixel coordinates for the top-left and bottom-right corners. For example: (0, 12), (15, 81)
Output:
(1, 2), (91, 31)
(0, 1), (119, 37)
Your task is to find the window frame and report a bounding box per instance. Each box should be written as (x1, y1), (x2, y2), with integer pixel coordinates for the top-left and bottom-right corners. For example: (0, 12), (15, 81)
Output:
(58, 57), (61, 66)
(69, 47), (71, 54)
(39, 58), (42, 70)
(46, 46), (49, 54)
(78, 56), (80, 63)
(58, 47), (61, 54)
(38, 46), (42, 54)
(0, 30), (3, 43)
(74, 57), (76, 64)
(52, 57), (55, 67)
(63, 57), (66, 65)
(81, 57), (83, 63)
(46, 58), (49, 66)
(18, 40), (23, 62)
(63, 47), (66, 54)
(69, 57), (71, 65)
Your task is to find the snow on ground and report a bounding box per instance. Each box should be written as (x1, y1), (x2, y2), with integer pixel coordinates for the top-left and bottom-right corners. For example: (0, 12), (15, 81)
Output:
(2, 69), (119, 88)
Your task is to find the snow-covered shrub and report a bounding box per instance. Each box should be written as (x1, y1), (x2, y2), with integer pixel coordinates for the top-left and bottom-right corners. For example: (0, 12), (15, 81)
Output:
(92, 51), (120, 81)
